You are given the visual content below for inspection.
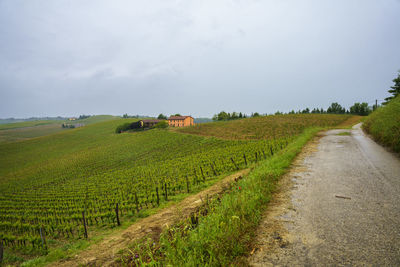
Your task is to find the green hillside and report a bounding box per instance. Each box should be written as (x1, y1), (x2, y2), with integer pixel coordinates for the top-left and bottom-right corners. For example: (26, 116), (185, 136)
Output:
(0, 114), (356, 265)
(0, 120), (63, 131)
(363, 95), (400, 152)
(69, 115), (120, 125)
(0, 115), (120, 144)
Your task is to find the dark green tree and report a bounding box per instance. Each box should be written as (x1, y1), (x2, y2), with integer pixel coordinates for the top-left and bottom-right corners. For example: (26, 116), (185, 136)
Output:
(213, 111), (229, 121)
(230, 112), (239, 119)
(383, 71), (400, 104)
(349, 102), (371, 116)
(327, 103), (345, 114)
(157, 113), (167, 120)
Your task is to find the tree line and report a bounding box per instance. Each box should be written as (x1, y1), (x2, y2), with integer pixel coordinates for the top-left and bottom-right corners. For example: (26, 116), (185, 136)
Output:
(212, 102), (373, 121)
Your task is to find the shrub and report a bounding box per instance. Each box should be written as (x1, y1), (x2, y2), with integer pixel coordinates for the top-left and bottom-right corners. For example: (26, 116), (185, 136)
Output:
(154, 120), (169, 129)
(115, 123), (133, 133)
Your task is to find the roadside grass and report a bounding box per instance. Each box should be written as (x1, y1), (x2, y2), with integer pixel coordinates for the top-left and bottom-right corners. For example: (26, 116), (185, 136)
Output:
(363, 95), (400, 153)
(122, 127), (322, 266)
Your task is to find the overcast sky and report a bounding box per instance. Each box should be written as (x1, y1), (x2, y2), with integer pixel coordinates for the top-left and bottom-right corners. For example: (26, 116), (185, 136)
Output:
(1, 0), (399, 118)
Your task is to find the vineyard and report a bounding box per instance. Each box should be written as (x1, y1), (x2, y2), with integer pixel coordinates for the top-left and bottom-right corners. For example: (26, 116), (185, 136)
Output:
(0, 114), (354, 261)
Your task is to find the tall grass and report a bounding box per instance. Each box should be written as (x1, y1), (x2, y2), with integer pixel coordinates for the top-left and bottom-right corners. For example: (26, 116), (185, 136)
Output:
(363, 95), (400, 153)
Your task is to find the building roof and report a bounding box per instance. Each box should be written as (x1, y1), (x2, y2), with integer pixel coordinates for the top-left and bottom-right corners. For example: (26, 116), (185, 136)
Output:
(168, 116), (193, 120)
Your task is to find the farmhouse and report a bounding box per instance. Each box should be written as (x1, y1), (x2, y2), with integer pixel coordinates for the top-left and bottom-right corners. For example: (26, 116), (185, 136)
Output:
(168, 116), (194, 127)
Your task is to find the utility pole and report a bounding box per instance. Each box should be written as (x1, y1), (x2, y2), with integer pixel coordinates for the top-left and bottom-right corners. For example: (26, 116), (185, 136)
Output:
(375, 99), (378, 110)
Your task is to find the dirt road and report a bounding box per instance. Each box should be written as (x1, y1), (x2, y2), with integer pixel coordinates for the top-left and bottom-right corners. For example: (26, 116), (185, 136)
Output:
(248, 124), (400, 266)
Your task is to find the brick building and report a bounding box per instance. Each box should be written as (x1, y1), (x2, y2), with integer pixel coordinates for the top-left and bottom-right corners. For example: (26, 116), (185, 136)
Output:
(168, 116), (194, 127)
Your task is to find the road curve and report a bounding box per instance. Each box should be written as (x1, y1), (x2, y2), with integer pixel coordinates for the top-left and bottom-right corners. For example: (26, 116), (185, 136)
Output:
(248, 123), (400, 266)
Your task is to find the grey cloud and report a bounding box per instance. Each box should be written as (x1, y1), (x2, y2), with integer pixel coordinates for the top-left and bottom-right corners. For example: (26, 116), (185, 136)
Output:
(1, 0), (400, 118)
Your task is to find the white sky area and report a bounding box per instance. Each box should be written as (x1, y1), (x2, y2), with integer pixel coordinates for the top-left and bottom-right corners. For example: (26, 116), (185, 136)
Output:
(1, 0), (400, 118)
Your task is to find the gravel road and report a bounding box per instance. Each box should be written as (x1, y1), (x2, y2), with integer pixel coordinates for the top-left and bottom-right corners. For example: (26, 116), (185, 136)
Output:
(248, 123), (400, 266)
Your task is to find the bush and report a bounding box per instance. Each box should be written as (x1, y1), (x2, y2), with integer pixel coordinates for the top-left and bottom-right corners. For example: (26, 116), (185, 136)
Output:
(363, 95), (400, 152)
(115, 121), (143, 133)
(154, 120), (169, 129)
(115, 123), (132, 133)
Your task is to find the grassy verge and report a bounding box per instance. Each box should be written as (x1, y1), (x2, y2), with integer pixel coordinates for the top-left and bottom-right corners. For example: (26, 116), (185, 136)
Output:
(122, 127), (321, 266)
(363, 95), (400, 153)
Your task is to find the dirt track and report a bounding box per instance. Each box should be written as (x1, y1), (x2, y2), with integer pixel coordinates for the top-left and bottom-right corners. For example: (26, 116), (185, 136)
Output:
(248, 123), (400, 266)
(50, 169), (249, 267)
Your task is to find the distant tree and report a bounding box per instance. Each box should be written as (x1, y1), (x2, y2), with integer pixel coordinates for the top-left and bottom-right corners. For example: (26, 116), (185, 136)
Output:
(212, 111), (229, 121)
(78, 115), (91, 120)
(302, 108), (310, 114)
(349, 102), (371, 116)
(383, 71), (400, 105)
(171, 113), (181, 117)
(327, 103), (345, 114)
(274, 111), (282, 115)
(212, 111), (248, 121)
(157, 113), (167, 120)
(122, 113), (129, 118)
(288, 110), (295, 114)
(251, 112), (260, 117)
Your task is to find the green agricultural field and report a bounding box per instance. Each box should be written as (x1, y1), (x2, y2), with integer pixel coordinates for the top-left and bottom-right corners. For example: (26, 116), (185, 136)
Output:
(0, 114), (355, 264)
(0, 120), (63, 131)
(176, 114), (355, 140)
(68, 115), (120, 125)
(0, 115), (120, 144)
(0, 124), (68, 143)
